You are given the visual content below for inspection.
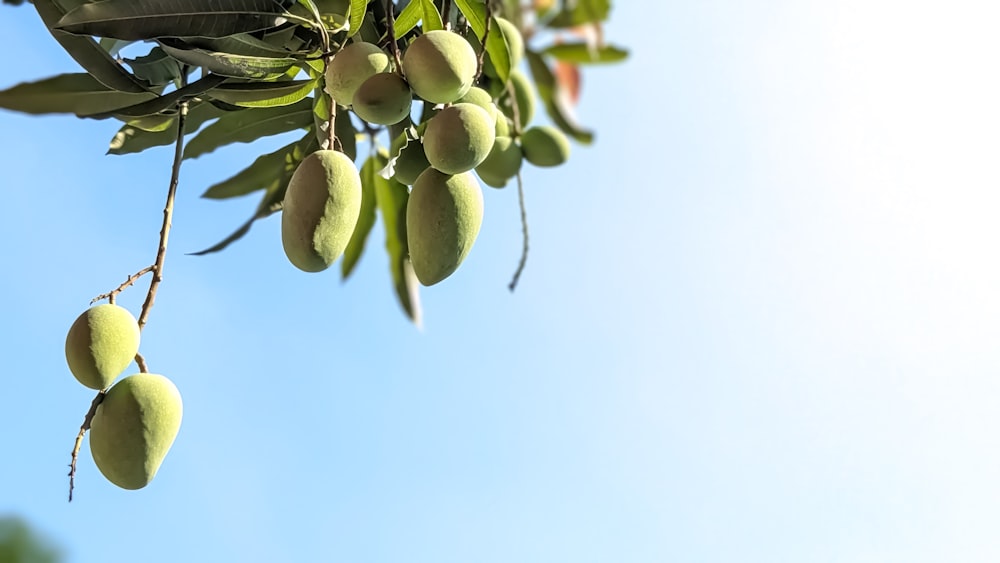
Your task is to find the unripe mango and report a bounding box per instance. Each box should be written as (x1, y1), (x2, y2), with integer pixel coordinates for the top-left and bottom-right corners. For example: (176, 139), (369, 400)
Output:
(423, 103), (496, 174)
(281, 150), (363, 272)
(89, 373), (183, 490)
(352, 72), (412, 125)
(498, 69), (535, 129)
(325, 42), (391, 106)
(475, 136), (522, 188)
(65, 304), (140, 390)
(458, 87), (500, 122)
(521, 126), (570, 167)
(401, 30), (477, 104)
(406, 169), (484, 286)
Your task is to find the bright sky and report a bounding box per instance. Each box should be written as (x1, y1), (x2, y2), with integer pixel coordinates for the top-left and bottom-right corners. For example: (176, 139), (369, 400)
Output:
(2, 2), (1000, 562)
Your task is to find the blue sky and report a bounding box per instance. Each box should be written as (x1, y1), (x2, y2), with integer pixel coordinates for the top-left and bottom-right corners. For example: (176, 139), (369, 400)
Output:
(3, 1), (1000, 561)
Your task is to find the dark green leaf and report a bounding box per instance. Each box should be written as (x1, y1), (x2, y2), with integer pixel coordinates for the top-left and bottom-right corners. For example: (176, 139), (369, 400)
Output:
(33, 0), (151, 93)
(341, 155), (378, 279)
(542, 43), (628, 64)
(207, 79), (316, 108)
(124, 47), (185, 86)
(85, 73), (228, 119)
(372, 152), (421, 325)
(485, 15), (512, 83)
(347, 0), (367, 37)
(192, 133), (319, 255)
(184, 97), (314, 159)
(525, 49), (593, 143)
(159, 38), (299, 80)
(56, 0), (293, 41)
(0, 73), (155, 116)
(179, 33), (302, 58)
(547, 0), (610, 27)
(201, 133), (312, 198)
(453, 0), (486, 38)
(108, 102), (225, 155)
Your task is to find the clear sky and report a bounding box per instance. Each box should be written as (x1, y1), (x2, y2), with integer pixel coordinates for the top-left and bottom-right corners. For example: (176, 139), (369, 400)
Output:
(2, 1), (1000, 562)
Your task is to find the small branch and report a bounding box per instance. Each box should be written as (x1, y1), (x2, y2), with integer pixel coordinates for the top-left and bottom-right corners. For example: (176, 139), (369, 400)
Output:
(90, 265), (155, 305)
(508, 171), (529, 292)
(135, 352), (149, 373)
(68, 391), (105, 502)
(136, 98), (189, 331)
(385, 0), (403, 72)
(441, 0), (452, 29)
(475, 1), (495, 81)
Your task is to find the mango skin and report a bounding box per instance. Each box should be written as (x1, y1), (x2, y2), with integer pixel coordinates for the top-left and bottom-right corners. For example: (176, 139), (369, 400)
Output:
(401, 30), (477, 104)
(65, 304), (140, 390)
(89, 373), (183, 490)
(521, 126), (571, 167)
(352, 72), (412, 125)
(325, 42), (391, 106)
(406, 169), (484, 286)
(423, 103), (496, 174)
(475, 136), (522, 188)
(281, 150), (363, 272)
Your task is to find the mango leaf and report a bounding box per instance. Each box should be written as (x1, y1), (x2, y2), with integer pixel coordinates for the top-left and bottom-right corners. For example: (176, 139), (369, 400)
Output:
(158, 38), (299, 80)
(485, 15), (513, 83)
(341, 155), (378, 279)
(525, 50), (593, 143)
(108, 101), (225, 155)
(0, 73), (155, 117)
(201, 133), (312, 199)
(85, 73), (229, 119)
(184, 97), (314, 159)
(453, 0), (486, 38)
(32, 0), (151, 93)
(392, 0), (421, 36)
(347, 0), (367, 37)
(206, 79), (316, 108)
(192, 133), (319, 255)
(56, 0), (293, 41)
(419, 0), (443, 32)
(124, 113), (177, 132)
(542, 43), (628, 64)
(547, 0), (610, 27)
(123, 47), (186, 86)
(372, 152), (421, 325)
(179, 33), (302, 58)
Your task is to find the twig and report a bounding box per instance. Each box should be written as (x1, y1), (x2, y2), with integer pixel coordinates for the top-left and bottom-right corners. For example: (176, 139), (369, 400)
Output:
(385, 0), (403, 72)
(68, 76), (191, 502)
(508, 171), (529, 292)
(90, 265), (155, 305)
(67, 391), (105, 502)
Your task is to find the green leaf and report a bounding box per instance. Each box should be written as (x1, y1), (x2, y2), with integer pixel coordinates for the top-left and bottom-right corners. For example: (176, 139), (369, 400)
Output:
(201, 133), (312, 199)
(207, 79), (317, 108)
(392, 0), (421, 36)
(158, 38), (299, 80)
(419, 0), (443, 32)
(0, 73), (155, 117)
(372, 152), (421, 325)
(184, 97), (314, 159)
(85, 73), (229, 119)
(485, 15), (512, 83)
(108, 101), (225, 155)
(56, 0), (293, 41)
(341, 155), (378, 279)
(525, 49), (593, 144)
(32, 0), (151, 93)
(453, 0), (486, 38)
(347, 0), (367, 37)
(542, 43), (628, 64)
(192, 133), (319, 255)
(123, 47), (185, 86)
(547, 0), (610, 27)
(180, 33), (304, 58)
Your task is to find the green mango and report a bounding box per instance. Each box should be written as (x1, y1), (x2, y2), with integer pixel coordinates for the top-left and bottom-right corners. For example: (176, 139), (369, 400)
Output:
(406, 169), (484, 286)
(65, 304), (140, 390)
(401, 30), (477, 104)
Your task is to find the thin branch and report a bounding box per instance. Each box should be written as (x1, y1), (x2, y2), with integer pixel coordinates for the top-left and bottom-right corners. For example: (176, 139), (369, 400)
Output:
(135, 352), (149, 373)
(67, 391), (104, 502)
(385, 0), (403, 72)
(90, 265), (155, 305)
(475, 1), (495, 81)
(508, 171), (529, 292)
(441, 0), (452, 29)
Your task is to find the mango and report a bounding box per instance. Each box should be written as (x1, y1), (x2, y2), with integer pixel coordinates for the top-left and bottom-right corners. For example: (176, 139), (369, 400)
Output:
(352, 72), (412, 125)
(521, 126), (570, 167)
(401, 30), (477, 104)
(406, 169), (484, 286)
(325, 41), (391, 106)
(475, 136), (522, 188)
(65, 304), (140, 390)
(423, 103), (496, 174)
